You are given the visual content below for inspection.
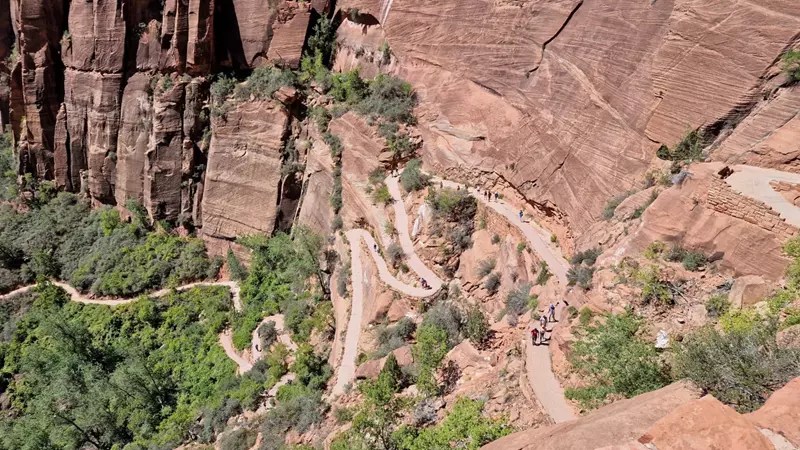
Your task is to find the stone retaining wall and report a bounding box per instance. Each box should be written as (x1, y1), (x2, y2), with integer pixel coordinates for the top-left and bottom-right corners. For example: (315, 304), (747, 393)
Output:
(707, 178), (797, 241)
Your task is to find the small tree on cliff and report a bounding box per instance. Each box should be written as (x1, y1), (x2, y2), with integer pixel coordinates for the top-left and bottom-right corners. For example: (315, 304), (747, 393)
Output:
(782, 49), (800, 83)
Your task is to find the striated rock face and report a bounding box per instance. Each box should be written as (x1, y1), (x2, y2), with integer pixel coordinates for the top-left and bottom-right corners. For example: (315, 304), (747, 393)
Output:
(336, 0), (800, 236)
(3, 0), (316, 215)
(639, 396), (773, 450)
(201, 99), (290, 239)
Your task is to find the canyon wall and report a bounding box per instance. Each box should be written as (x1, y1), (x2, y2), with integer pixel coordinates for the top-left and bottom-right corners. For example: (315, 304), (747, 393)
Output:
(336, 0), (800, 236)
(2, 0), (799, 248)
(0, 0), (326, 245)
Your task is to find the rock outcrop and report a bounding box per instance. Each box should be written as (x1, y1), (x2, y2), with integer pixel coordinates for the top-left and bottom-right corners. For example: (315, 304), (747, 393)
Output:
(483, 377), (800, 450)
(623, 163), (793, 281)
(482, 381), (703, 450)
(201, 99), (290, 238)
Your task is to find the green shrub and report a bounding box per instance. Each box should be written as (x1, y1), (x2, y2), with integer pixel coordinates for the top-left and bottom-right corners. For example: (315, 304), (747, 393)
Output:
(374, 317), (416, 358)
(220, 428), (257, 450)
(386, 242), (405, 268)
(356, 74), (417, 124)
(210, 74), (237, 116)
(658, 130), (706, 162)
(330, 69), (368, 104)
(421, 302), (463, 348)
(400, 159), (429, 192)
(535, 261), (551, 286)
(528, 294), (540, 313)
(664, 244), (686, 262)
(720, 308), (761, 334)
(578, 307), (594, 326)
(567, 312), (670, 408)
(484, 273), (501, 295)
(227, 249), (248, 281)
(567, 264), (595, 290)
(491, 234), (501, 244)
(505, 282), (532, 321)
(258, 320), (278, 349)
(571, 248), (601, 266)
(782, 49), (800, 82)
(602, 191), (633, 220)
(681, 250), (707, 271)
(674, 324), (800, 412)
(476, 258), (496, 278)
(427, 187), (477, 223)
(464, 306), (490, 349)
(636, 266), (673, 306)
(234, 66), (295, 100)
(705, 294), (730, 319)
(517, 242), (526, 254)
(0, 132), (18, 201)
(372, 183), (393, 205)
(413, 324), (449, 395)
(643, 241), (667, 260)
(393, 397), (511, 449)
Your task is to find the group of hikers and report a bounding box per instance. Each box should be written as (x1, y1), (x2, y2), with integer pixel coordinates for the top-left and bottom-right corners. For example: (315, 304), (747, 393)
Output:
(419, 277), (430, 289)
(530, 302), (558, 345)
(476, 187), (500, 202)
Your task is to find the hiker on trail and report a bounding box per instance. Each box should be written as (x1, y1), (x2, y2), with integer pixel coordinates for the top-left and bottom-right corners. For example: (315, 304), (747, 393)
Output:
(549, 302), (557, 322)
(494, 192), (499, 201)
(373, 243), (378, 252)
(540, 313), (548, 330)
(519, 210), (524, 221)
(531, 327), (540, 345)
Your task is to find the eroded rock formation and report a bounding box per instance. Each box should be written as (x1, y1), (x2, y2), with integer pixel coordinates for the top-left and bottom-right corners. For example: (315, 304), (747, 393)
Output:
(0, 0), (325, 244)
(336, 0), (800, 237)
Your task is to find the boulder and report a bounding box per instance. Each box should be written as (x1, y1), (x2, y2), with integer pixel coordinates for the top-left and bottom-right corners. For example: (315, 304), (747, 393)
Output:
(729, 275), (772, 309)
(639, 395), (773, 450)
(482, 381), (702, 450)
(746, 377), (800, 447)
(776, 324), (800, 349)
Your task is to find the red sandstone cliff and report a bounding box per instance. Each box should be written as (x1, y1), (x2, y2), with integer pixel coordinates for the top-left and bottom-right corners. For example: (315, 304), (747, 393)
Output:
(335, 0), (800, 236)
(1, 0), (800, 250)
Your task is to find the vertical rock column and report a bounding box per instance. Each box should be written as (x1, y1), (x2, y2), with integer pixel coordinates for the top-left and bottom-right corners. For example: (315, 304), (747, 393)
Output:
(14, 0), (65, 179)
(145, 77), (186, 221)
(59, 0), (127, 200)
(0, 0), (14, 131)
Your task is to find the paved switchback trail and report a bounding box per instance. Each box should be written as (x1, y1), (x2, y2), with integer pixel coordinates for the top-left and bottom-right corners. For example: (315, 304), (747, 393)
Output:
(332, 173), (575, 423)
(432, 177), (575, 423)
(332, 175), (444, 396)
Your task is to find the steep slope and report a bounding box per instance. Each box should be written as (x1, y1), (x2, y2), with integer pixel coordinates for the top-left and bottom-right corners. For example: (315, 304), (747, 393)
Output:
(336, 0), (800, 236)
